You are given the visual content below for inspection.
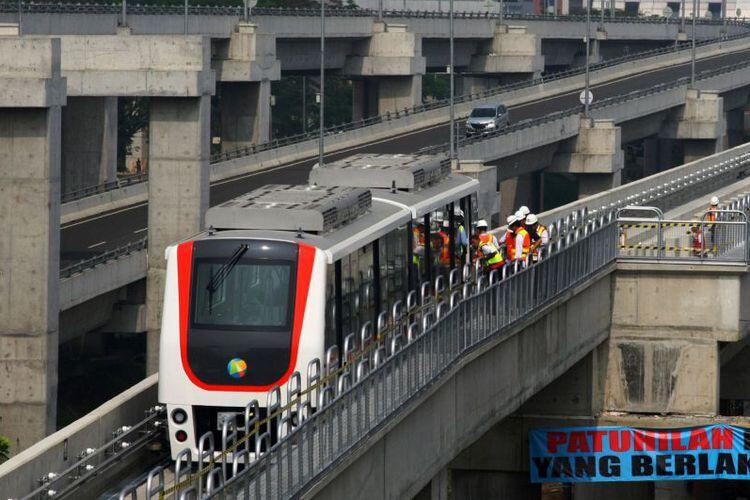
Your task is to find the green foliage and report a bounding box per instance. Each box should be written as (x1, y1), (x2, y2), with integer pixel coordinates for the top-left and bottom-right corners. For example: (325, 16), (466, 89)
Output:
(271, 75), (353, 139)
(422, 73), (449, 102)
(0, 435), (11, 463)
(117, 97), (149, 171)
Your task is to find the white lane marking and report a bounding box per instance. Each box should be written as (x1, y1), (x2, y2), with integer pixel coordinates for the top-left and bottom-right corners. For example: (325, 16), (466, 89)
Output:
(134, 227), (148, 234)
(88, 241), (107, 249)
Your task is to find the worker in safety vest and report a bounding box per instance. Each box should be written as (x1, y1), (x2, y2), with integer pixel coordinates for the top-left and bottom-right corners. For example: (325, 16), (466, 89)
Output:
(474, 219), (499, 248)
(438, 220), (454, 270)
(497, 214), (516, 261)
(525, 213), (549, 262)
(412, 220), (426, 277)
(507, 212), (531, 266)
(471, 227), (504, 273)
(689, 225), (704, 257)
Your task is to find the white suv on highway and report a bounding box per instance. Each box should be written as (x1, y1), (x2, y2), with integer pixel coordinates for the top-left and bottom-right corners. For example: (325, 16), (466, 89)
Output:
(465, 104), (510, 136)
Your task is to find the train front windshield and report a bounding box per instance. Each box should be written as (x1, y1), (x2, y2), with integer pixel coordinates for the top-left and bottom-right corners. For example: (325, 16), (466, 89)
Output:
(192, 262), (292, 329)
(186, 239), (299, 388)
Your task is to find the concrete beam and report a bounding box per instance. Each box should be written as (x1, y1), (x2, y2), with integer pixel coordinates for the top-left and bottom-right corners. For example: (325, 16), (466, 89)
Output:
(59, 34), (214, 96)
(0, 37), (64, 452)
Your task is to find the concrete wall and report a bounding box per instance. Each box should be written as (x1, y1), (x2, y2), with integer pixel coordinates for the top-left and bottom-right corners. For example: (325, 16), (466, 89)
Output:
(307, 268), (614, 499)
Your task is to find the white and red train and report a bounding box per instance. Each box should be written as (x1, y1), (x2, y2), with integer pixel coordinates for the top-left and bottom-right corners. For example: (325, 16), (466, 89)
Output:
(158, 154), (479, 459)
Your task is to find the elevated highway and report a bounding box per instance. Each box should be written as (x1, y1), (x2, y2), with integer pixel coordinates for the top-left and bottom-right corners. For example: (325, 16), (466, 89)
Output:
(58, 43), (750, 311)
(5, 143), (750, 499)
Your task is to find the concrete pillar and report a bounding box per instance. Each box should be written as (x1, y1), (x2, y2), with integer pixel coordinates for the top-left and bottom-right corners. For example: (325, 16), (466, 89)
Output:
(213, 22), (280, 151)
(661, 89), (725, 163)
(0, 37), (65, 453)
(344, 22), (426, 116)
(458, 159), (499, 225)
(218, 81), (270, 151)
(604, 264), (750, 416)
(456, 75), (500, 96)
(60, 96), (117, 194)
(378, 75), (422, 115)
(549, 118), (624, 200)
(146, 96), (210, 374)
(469, 25), (544, 81)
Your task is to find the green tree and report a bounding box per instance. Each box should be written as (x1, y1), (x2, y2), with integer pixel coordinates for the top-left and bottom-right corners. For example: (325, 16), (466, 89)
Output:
(0, 435), (11, 463)
(422, 73), (449, 101)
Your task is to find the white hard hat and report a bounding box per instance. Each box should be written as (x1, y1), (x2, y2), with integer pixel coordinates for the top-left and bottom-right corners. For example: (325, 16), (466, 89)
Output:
(506, 215), (516, 225)
(710, 196), (719, 206)
(526, 213), (538, 224)
(442, 219), (450, 228)
(515, 210), (525, 220)
(476, 219), (489, 229)
(519, 206), (530, 217)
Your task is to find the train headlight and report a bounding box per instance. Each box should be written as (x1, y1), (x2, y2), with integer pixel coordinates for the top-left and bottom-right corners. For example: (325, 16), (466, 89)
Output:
(175, 430), (188, 443)
(171, 408), (188, 425)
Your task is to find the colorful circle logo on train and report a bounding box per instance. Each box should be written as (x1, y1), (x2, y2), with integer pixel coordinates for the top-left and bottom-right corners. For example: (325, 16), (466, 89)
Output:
(227, 358), (247, 378)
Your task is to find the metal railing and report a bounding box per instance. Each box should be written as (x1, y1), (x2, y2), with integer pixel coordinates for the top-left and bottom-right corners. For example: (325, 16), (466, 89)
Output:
(211, 31), (750, 164)
(61, 172), (147, 204)
(59, 237), (147, 279)
(618, 203), (750, 263)
(21, 405), (165, 500)
(0, 2), (748, 24)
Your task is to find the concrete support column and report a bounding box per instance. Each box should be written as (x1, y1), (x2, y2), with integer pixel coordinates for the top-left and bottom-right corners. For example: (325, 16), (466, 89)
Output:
(146, 96), (209, 374)
(469, 25), (544, 82)
(603, 264), (749, 415)
(213, 22), (280, 151)
(0, 38), (65, 452)
(661, 89), (725, 163)
(218, 81), (270, 151)
(61, 96), (117, 194)
(377, 75), (422, 115)
(458, 159), (499, 225)
(549, 118), (624, 200)
(344, 22), (426, 116)
(456, 75), (500, 96)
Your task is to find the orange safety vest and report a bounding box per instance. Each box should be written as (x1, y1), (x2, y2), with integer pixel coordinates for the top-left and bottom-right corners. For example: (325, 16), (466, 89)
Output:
(439, 231), (451, 265)
(508, 228), (531, 261)
(707, 206), (718, 222)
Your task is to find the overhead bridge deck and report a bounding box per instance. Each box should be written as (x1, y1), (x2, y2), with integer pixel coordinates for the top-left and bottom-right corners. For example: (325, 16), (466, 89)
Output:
(8, 144), (750, 499)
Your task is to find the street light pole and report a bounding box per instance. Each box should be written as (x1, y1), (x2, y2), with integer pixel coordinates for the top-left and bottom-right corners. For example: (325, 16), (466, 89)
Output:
(319, 0), (326, 168)
(691, 0), (696, 87)
(122, 0), (127, 27)
(584, 0), (591, 117)
(302, 75), (307, 133)
(449, 0), (456, 166)
(184, 0), (188, 35)
(600, 0), (604, 30)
